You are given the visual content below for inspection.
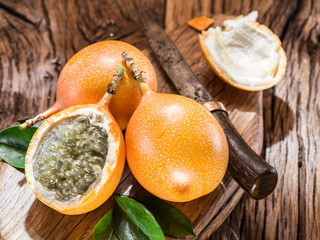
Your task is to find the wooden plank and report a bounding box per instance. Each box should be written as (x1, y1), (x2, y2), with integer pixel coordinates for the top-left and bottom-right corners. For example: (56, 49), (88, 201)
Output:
(0, 22), (262, 240)
(0, 1), (164, 240)
(165, 0), (320, 239)
(263, 1), (320, 239)
(0, 0), (263, 238)
(0, 0), (164, 129)
(1, 0), (318, 239)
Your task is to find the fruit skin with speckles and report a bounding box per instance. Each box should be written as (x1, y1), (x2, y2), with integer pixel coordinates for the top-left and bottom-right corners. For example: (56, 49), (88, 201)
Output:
(125, 91), (229, 202)
(23, 41), (157, 130)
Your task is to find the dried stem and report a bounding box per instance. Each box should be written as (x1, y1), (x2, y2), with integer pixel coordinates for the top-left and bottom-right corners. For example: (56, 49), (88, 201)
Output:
(19, 114), (45, 130)
(121, 51), (151, 94)
(98, 66), (126, 107)
(19, 107), (59, 130)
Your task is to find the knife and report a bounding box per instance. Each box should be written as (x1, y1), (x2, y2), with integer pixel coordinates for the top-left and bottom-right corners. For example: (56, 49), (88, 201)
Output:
(140, 17), (278, 200)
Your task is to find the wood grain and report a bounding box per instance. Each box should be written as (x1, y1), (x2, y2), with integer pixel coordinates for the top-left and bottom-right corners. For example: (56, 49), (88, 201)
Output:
(0, 1), (263, 239)
(0, 0), (164, 239)
(1, 0), (318, 239)
(164, 0), (320, 239)
(0, 11), (263, 239)
(0, 0), (164, 130)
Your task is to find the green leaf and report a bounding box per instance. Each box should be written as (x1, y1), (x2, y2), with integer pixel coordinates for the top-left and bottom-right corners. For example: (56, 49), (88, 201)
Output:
(94, 208), (118, 240)
(113, 195), (165, 240)
(135, 197), (196, 238)
(0, 126), (38, 168)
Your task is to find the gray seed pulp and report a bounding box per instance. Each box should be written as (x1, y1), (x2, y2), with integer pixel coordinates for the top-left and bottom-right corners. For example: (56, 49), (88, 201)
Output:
(33, 116), (108, 201)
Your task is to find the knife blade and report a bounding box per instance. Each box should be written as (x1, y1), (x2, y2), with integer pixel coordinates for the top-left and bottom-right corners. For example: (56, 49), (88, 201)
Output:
(141, 17), (278, 199)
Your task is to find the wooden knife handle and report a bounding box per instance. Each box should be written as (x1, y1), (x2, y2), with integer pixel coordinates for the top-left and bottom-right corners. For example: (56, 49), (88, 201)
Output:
(211, 110), (278, 199)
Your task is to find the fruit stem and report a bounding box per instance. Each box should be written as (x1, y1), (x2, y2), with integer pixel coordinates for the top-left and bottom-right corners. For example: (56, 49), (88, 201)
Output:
(98, 66), (126, 107)
(121, 51), (151, 94)
(19, 107), (60, 130)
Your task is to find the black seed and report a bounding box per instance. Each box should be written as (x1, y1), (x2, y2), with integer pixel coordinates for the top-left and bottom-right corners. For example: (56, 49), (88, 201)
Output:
(57, 160), (64, 169)
(77, 116), (89, 123)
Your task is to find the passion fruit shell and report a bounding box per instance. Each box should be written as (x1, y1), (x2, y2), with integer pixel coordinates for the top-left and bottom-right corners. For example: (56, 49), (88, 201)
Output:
(25, 66), (126, 215)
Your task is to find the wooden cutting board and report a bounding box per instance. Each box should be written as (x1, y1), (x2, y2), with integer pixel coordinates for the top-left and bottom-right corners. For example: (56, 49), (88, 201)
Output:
(0, 18), (263, 240)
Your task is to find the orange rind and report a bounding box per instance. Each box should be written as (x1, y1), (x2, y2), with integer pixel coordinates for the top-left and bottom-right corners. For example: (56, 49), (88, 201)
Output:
(25, 105), (125, 214)
(188, 17), (214, 31)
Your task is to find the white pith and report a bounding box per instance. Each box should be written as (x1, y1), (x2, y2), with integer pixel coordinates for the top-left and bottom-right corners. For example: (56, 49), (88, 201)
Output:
(25, 106), (119, 209)
(201, 11), (287, 90)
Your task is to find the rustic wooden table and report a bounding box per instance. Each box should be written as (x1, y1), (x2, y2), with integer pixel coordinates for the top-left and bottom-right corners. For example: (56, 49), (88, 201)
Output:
(0, 0), (319, 239)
